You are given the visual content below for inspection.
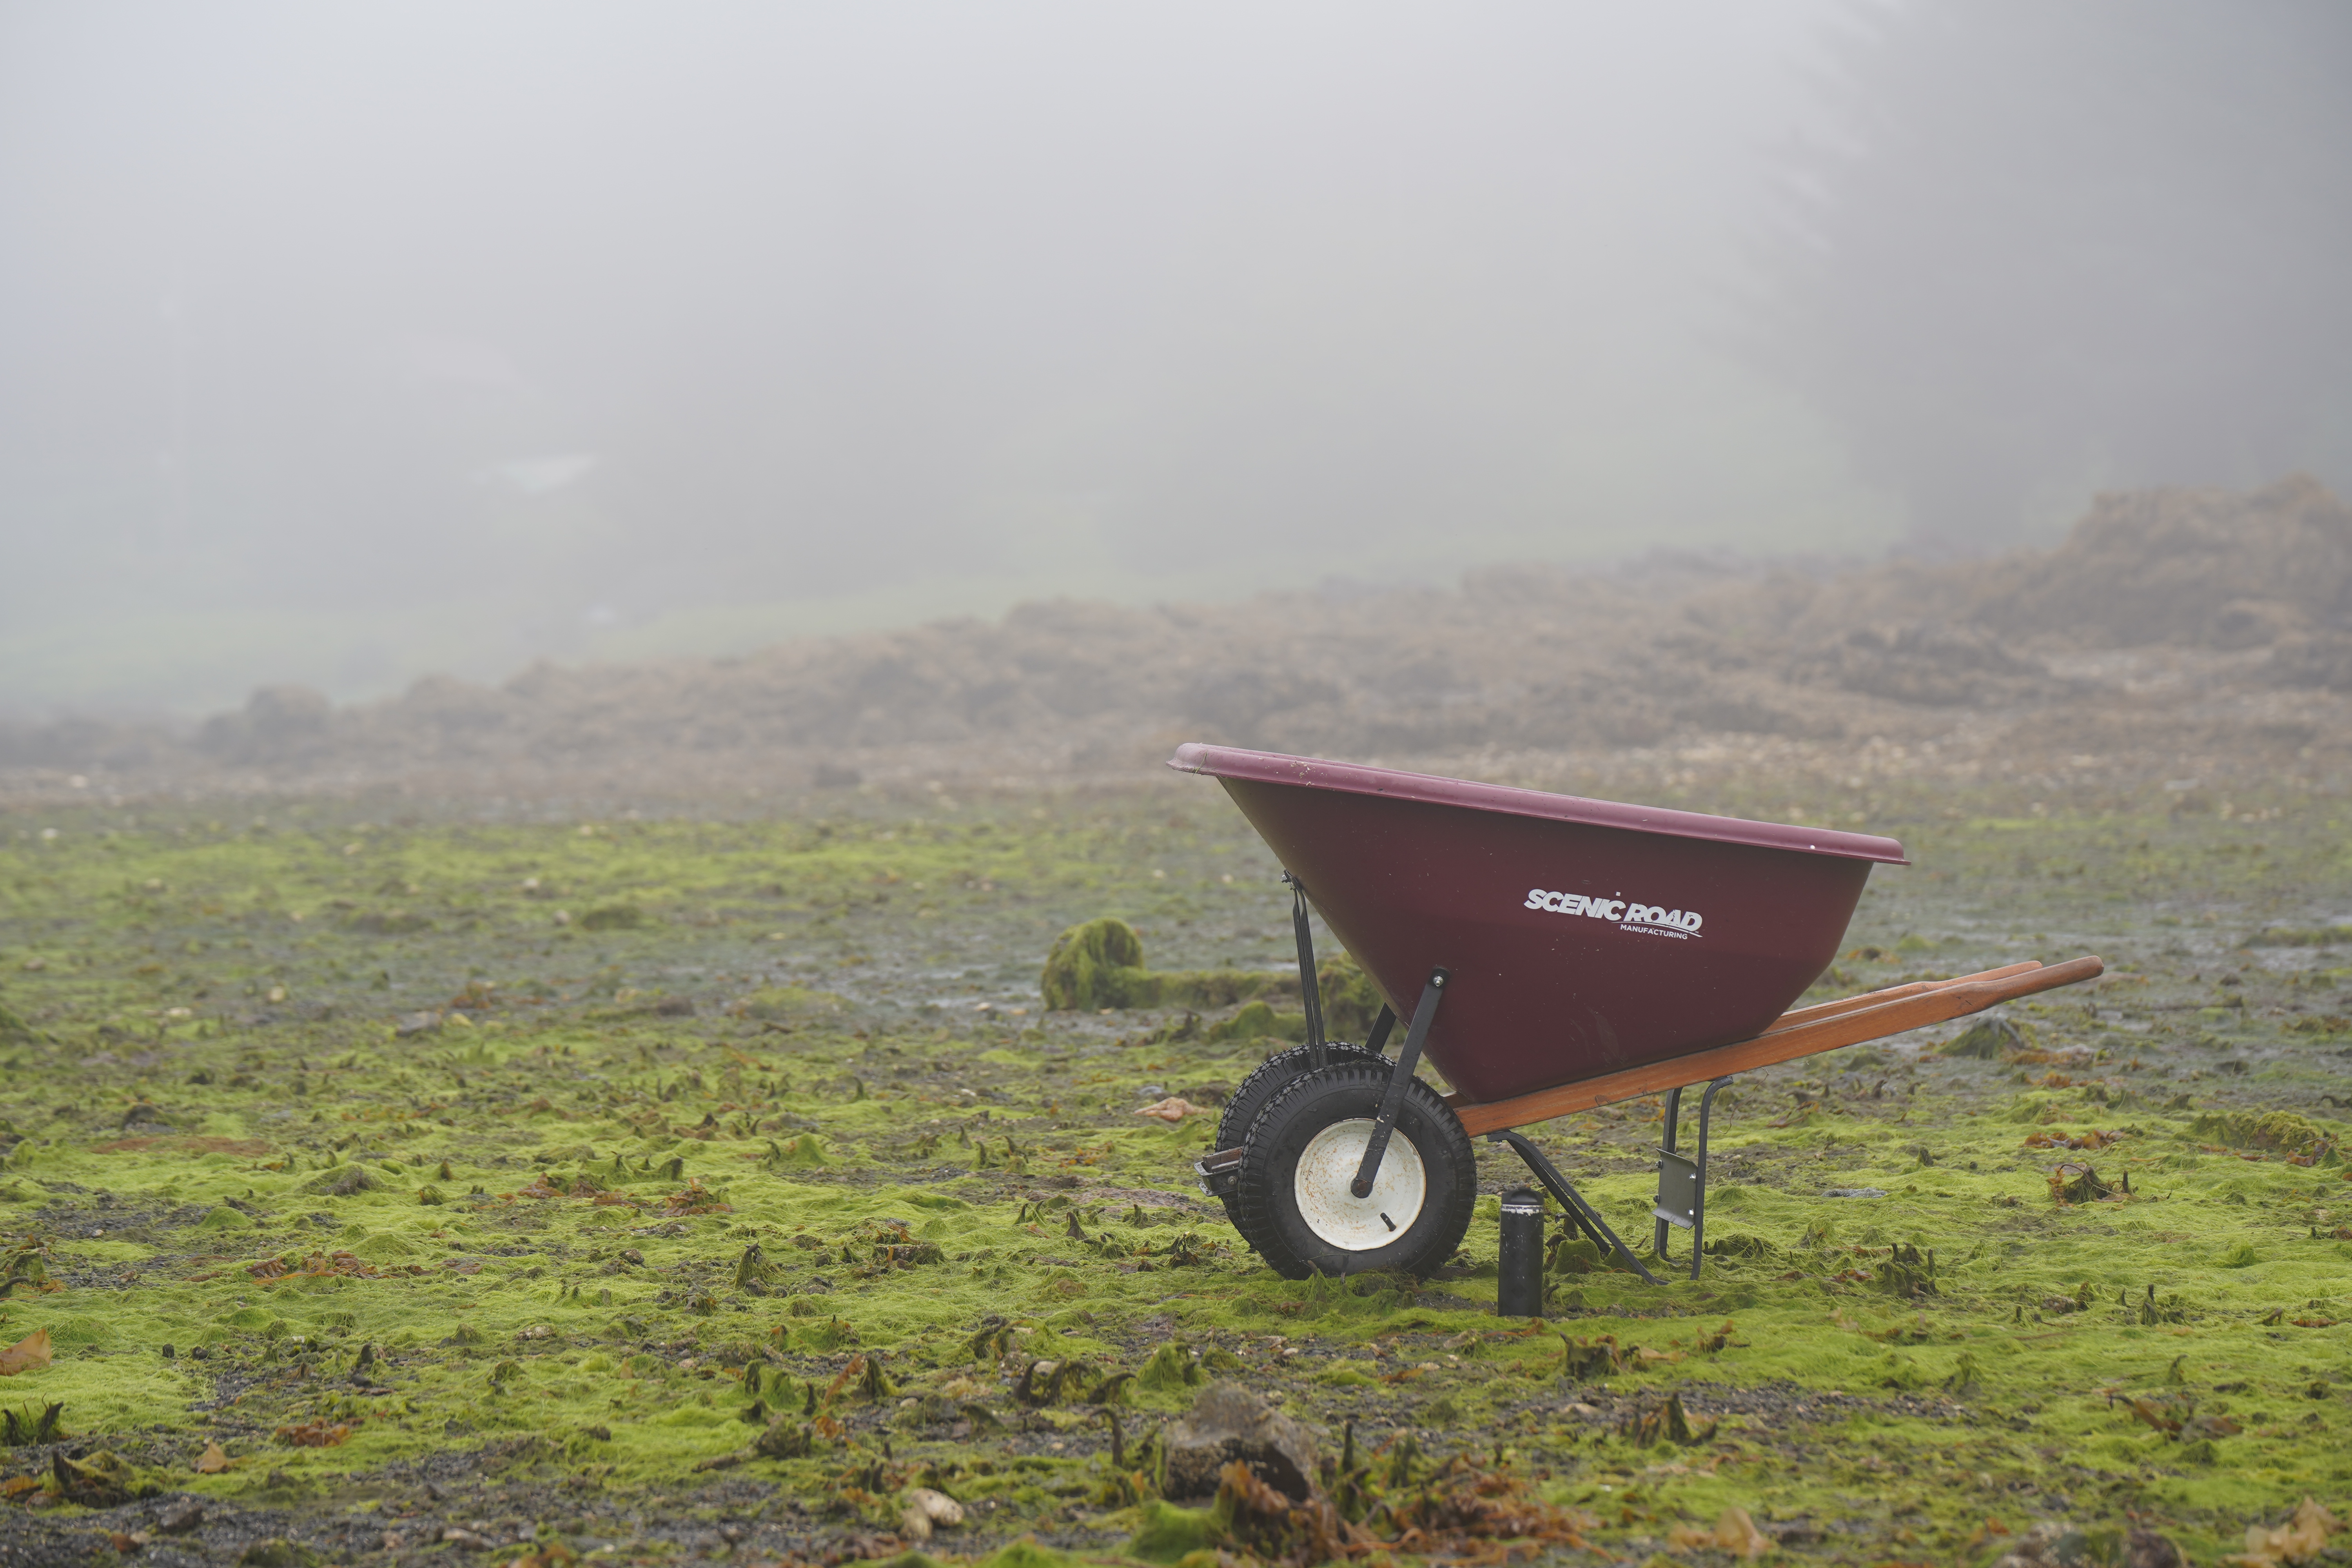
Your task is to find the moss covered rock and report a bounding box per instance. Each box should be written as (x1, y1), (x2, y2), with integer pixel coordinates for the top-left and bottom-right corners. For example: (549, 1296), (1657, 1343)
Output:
(1205, 1002), (1307, 1044)
(53, 1449), (146, 1507)
(303, 1163), (380, 1197)
(1136, 1340), (1204, 1391)
(1941, 1017), (2029, 1058)
(1040, 917), (1151, 1009)
(738, 985), (846, 1020)
(2193, 1109), (2339, 1160)
(1314, 952), (1387, 1037)
(1040, 917), (1312, 1013)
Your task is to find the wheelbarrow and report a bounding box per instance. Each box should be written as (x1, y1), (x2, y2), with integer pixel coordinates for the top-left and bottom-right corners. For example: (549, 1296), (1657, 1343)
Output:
(1171, 743), (2102, 1283)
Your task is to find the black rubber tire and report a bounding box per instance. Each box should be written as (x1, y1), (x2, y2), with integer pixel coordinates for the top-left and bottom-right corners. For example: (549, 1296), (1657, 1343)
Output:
(1211, 1042), (1389, 1247)
(1234, 1062), (1476, 1281)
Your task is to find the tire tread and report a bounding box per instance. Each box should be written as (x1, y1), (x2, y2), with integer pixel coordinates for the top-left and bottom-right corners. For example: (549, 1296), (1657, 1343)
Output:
(1211, 1042), (1387, 1249)
(1233, 1063), (1475, 1281)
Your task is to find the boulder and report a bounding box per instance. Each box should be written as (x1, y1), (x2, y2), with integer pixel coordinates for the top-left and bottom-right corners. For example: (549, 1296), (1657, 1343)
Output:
(1164, 1381), (1321, 1501)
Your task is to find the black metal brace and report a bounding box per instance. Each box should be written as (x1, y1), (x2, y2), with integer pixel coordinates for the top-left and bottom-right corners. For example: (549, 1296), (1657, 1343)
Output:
(1349, 966), (1448, 1198)
(1652, 1076), (1731, 1281)
(1484, 1129), (1661, 1285)
(1283, 872), (1328, 1071)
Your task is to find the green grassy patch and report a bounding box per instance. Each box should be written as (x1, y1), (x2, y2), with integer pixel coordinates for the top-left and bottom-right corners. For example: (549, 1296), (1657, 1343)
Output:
(0, 784), (2345, 1559)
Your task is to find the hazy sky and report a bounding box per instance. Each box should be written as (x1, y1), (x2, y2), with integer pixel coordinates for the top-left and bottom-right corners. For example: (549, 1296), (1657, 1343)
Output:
(5, 2), (2336, 717)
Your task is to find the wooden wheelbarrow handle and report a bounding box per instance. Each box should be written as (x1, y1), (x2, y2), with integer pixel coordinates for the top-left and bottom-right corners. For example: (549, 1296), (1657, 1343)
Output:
(1761, 959), (2046, 1031)
(1448, 955), (2103, 1138)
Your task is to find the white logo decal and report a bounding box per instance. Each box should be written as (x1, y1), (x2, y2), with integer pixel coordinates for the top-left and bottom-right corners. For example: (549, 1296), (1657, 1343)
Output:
(1522, 888), (1702, 939)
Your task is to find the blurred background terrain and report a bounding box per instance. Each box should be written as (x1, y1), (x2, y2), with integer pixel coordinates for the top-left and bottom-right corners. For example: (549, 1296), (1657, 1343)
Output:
(5, 474), (2348, 804)
(2, 1), (2347, 797)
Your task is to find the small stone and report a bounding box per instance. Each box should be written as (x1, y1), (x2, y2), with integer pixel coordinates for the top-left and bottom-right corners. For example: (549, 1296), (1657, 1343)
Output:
(157, 1498), (206, 1534)
(2127, 1527), (2189, 1568)
(160, 1343), (176, 1359)
(901, 1486), (965, 1541)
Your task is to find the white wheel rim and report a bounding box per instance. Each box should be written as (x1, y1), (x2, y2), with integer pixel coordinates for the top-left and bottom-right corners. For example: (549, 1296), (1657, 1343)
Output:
(1293, 1118), (1428, 1251)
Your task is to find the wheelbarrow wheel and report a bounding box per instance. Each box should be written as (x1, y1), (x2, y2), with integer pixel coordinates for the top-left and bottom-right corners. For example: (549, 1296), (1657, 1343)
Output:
(1212, 1041), (1390, 1247)
(1234, 1062), (1475, 1281)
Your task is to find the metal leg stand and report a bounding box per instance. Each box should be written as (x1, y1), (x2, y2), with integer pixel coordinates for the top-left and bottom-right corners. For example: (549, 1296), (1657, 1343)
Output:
(1652, 1077), (1731, 1281)
(1283, 873), (1328, 1071)
(1652, 1086), (1687, 1262)
(1485, 1129), (1661, 1285)
(1279, 871), (1397, 1065)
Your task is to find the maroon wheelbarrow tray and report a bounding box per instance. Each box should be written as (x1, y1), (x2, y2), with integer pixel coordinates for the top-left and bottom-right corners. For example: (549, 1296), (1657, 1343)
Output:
(1171, 744), (2103, 1284)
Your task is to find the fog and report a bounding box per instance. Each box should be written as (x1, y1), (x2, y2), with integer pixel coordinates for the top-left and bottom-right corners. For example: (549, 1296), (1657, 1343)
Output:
(3, 2), (2347, 717)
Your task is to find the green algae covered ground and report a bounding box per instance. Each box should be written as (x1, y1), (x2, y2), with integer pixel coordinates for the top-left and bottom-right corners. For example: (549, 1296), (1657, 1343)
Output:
(0, 778), (2347, 1566)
